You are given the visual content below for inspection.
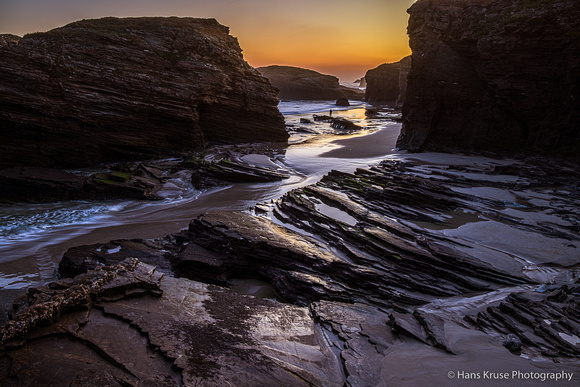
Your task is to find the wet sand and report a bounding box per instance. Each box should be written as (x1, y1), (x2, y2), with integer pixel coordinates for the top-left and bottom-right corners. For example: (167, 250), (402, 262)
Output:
(319, 122), (401, 159)
(382, 321), (579, 386)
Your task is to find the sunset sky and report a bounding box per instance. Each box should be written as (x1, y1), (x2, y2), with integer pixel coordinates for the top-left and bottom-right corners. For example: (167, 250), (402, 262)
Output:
(0, 0), (415, 80)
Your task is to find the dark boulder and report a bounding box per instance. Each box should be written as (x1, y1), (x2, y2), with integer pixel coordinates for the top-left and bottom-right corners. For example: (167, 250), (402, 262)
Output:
(335, 97), (350, 106)
(503, 334), (523, 352)
(331, 118), (360, 131)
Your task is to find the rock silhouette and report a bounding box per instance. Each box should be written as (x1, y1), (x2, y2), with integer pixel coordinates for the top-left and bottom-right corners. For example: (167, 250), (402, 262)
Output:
(0, 17), (287, 169)
(258, 65), (364, 101)
(397, 0), (580, 155)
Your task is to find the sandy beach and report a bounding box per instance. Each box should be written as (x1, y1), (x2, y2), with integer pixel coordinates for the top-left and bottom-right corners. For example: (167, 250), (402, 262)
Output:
(320, 122), (402, 159)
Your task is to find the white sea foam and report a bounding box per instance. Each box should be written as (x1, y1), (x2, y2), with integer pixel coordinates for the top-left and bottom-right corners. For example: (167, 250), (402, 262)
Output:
(0, 201), (126, 246)
(157, 170), (199, 201)
(278, 100), (366, 115)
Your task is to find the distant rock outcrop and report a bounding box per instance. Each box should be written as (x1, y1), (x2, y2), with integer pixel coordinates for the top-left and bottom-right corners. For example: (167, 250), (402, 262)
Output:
(0, 17), (287, 169)
(364, 56), (411, 105)
(354, 77), (367, 88)
(257, 65), (364, 101)
(397, 0), (580, 155)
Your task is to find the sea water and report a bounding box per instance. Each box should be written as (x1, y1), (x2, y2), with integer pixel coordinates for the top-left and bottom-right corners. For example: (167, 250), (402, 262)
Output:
(277, 100), (366, 115)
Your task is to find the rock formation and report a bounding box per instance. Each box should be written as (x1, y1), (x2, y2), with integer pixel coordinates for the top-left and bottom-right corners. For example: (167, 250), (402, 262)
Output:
(397, 0), (580, 155)
(364, 56), (411, 105)
(0, 166), (164, 203)
(180, 151), (290, 190)
(354, 77), (366, 88)
(3, 153), (580, 385)
(258, 65), (364, 101)
(0, 138), (292, 203)
(0, 17), (287, 169)
(1, 259), (345, 386)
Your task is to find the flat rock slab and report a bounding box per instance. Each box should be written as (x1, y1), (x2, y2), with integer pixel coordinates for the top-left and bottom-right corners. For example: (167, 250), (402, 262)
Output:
(0, 260), (344, 386)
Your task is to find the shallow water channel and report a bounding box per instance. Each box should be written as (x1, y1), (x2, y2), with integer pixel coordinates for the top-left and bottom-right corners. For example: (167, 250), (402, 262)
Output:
(0, 102), (402, 290)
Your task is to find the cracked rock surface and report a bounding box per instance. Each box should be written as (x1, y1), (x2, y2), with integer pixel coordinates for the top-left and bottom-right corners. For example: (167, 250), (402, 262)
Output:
(1, 260), (344, 386)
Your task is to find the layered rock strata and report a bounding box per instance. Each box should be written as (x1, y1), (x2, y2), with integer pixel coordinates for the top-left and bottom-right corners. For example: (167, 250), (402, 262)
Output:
(0, 166), (163, 202)
(0, 143), (290, 203)
(2, 154), (580, 384)
(398, 0), (580, 155)
(180, 152), (290, 190)
(364, 56), (411, 105)
(0, 17), (287, 169)
(258, 65), (365, 100)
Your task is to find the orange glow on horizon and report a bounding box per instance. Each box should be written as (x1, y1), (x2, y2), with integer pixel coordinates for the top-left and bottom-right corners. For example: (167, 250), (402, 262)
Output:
(0, 0), (416, 80)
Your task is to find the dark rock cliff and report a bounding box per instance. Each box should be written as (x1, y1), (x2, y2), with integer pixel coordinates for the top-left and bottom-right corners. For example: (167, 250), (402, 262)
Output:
(364, 56), (411, 105)
(397, 0), (580, 155)
(0, 17), (287, 169)
(257, 65), (364, 101)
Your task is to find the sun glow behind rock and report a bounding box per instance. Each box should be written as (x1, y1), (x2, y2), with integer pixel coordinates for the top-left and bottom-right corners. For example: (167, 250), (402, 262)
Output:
(0, 0), (414, 80)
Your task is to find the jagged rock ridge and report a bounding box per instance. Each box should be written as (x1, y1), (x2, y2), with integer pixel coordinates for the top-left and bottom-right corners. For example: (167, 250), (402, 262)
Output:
(0, 17), (287, 169)
(398, 0), (580, 155)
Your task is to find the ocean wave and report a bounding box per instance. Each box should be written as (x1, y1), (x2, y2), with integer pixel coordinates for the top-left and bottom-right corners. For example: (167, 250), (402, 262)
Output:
(278, 100), (366, 115)
(0, 201), (125, 241)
